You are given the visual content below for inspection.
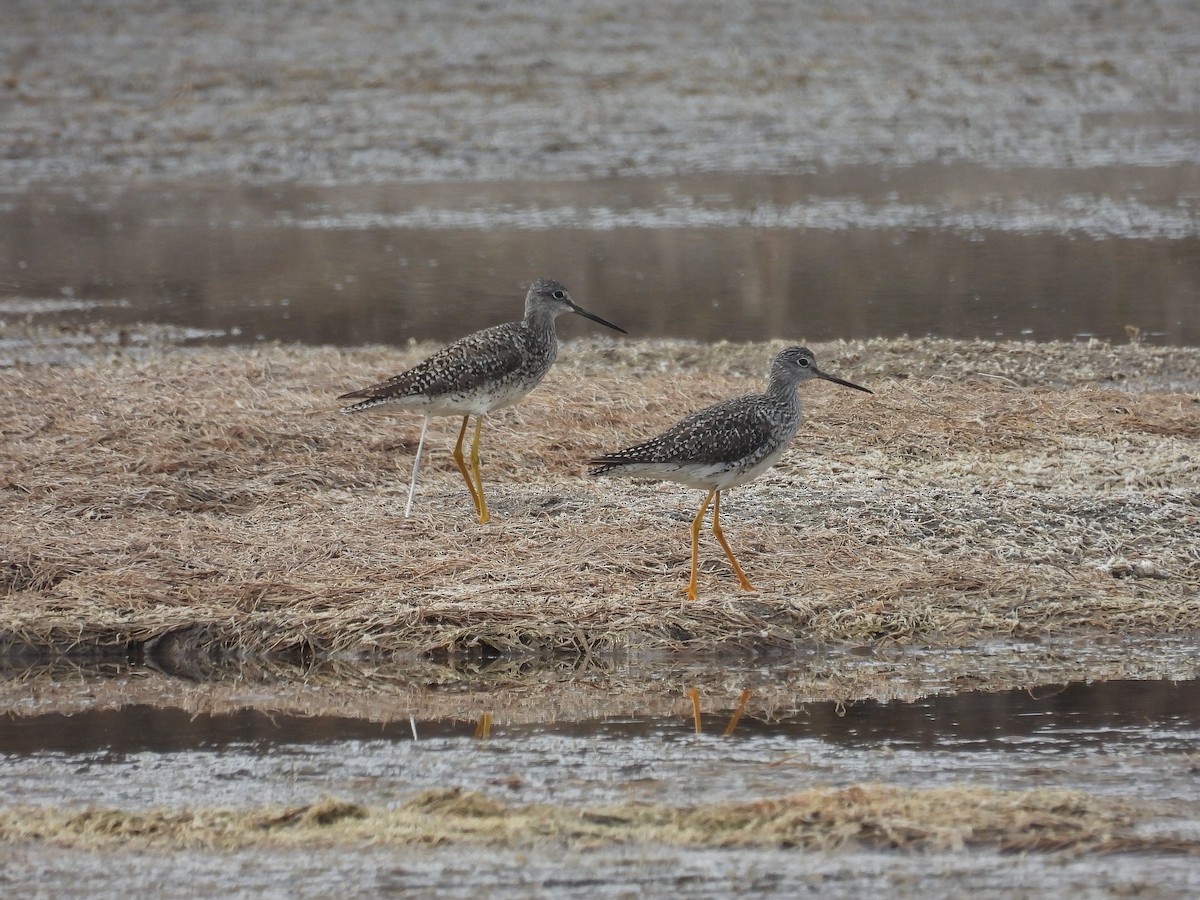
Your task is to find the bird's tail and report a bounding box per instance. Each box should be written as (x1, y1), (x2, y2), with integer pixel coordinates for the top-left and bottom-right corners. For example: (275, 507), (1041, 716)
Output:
(339, 395), (391, 414)
(586, 455), (625, 477)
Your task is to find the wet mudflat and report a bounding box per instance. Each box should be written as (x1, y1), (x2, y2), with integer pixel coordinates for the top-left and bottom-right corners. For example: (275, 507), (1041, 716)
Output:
(6, 842), (1194, 899)
(4, 0), (1200, 894)
(4, 0), (1200, 358)
(3, 652), (1200, 897)
(6, 335), (1197, 897)
(6, 670), (1200, 811)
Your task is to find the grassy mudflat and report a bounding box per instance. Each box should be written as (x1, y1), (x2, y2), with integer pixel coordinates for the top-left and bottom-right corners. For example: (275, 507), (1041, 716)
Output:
(3, 334), (1199, 888)
(3, 785), (1192, 855)
(2, 335), (1198, 662)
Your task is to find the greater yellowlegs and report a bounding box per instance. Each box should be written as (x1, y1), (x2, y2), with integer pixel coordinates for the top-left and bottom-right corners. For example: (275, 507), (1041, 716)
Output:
(340, 279), (626, 523)
(588, 346), (871, 599)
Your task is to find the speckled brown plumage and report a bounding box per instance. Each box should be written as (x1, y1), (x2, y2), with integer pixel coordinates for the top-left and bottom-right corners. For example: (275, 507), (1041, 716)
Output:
(338, 278), (625, 523)
(338, 319), (552, 417)
(588, 391), (793, 490)
(589, 346), (871, 599)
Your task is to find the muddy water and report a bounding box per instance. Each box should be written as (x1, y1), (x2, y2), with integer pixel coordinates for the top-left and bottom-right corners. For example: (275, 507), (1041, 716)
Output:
(2, 165), (1199, 350)
(3, 667), (1200, 896)
(4, 678), (1200, 812)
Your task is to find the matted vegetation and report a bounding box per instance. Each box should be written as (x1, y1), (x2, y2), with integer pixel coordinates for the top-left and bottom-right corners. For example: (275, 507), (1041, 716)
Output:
(2, 335), (1199, 662)
(3, 785), (1196, 856)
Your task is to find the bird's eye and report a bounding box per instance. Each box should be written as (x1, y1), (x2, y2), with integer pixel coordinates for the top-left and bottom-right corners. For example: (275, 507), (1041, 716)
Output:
(798, 357), (810, 367)
(552, 290), (566, 300)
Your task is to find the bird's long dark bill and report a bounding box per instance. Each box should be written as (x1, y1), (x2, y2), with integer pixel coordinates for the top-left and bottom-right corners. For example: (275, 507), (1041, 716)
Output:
(819, 371), (873, 394)
(571, 303), (628, 334)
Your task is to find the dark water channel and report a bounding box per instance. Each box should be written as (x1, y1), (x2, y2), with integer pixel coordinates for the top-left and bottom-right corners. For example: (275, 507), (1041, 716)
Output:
(2, 166), (1198, 350)
(4, 678), (1199, 758)
(4, 676), (1198, 814)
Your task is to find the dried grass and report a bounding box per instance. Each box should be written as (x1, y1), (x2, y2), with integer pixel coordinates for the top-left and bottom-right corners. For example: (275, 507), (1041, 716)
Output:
(2, 337), (1198, 660)
(2, 785), (1194, 855)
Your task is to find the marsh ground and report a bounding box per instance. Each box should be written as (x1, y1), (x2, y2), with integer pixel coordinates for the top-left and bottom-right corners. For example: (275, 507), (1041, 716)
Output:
(3, 1), (1200, 895)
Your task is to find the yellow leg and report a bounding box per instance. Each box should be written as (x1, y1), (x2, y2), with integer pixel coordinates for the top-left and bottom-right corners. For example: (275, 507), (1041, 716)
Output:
(452, 415), (485, 522)
(468, 415), (490, 525)
(711, 490), (755, 592)
(473, 711), (493, 740)
(724, 688), (751, 736)
(687, 489), (717, 601)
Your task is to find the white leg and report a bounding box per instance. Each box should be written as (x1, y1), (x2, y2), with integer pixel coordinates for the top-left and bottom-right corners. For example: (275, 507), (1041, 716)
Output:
(404, 415), (430, 518)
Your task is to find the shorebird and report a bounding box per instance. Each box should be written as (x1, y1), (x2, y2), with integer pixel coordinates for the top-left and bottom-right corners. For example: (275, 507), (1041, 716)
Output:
(588, 346), (871, 600)
(340, 279), (626, 523)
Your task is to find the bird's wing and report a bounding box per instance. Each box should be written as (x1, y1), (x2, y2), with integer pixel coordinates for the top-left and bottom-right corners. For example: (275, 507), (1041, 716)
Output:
(338, 323), (527, 401)
(592, 395), (775, 467)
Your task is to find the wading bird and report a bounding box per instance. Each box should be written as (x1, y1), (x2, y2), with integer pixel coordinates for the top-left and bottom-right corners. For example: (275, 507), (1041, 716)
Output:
(340, 279), (626, 523)
(588, 346), (871, 599)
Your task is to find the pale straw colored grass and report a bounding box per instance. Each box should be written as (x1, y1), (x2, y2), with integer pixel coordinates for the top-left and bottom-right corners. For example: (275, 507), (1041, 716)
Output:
(2, 784), (1195, 855)
(2, 337), (1198, 661)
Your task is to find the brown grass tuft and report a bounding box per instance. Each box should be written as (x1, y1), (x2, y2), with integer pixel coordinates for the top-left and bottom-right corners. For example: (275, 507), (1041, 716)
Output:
(2, 784), (1195, 855)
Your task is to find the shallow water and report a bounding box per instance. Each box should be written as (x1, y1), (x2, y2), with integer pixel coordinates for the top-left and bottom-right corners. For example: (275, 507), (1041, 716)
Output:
(2, 165), (1199, 353)
(3, 655), (1199, 897)
(4, 674), (1198, 813)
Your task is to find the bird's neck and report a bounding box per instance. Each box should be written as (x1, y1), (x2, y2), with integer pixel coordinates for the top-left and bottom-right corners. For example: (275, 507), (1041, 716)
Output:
(524, 305), (559, 335)
(764, 375), (802, 410)
(522, 307), (560, 356)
